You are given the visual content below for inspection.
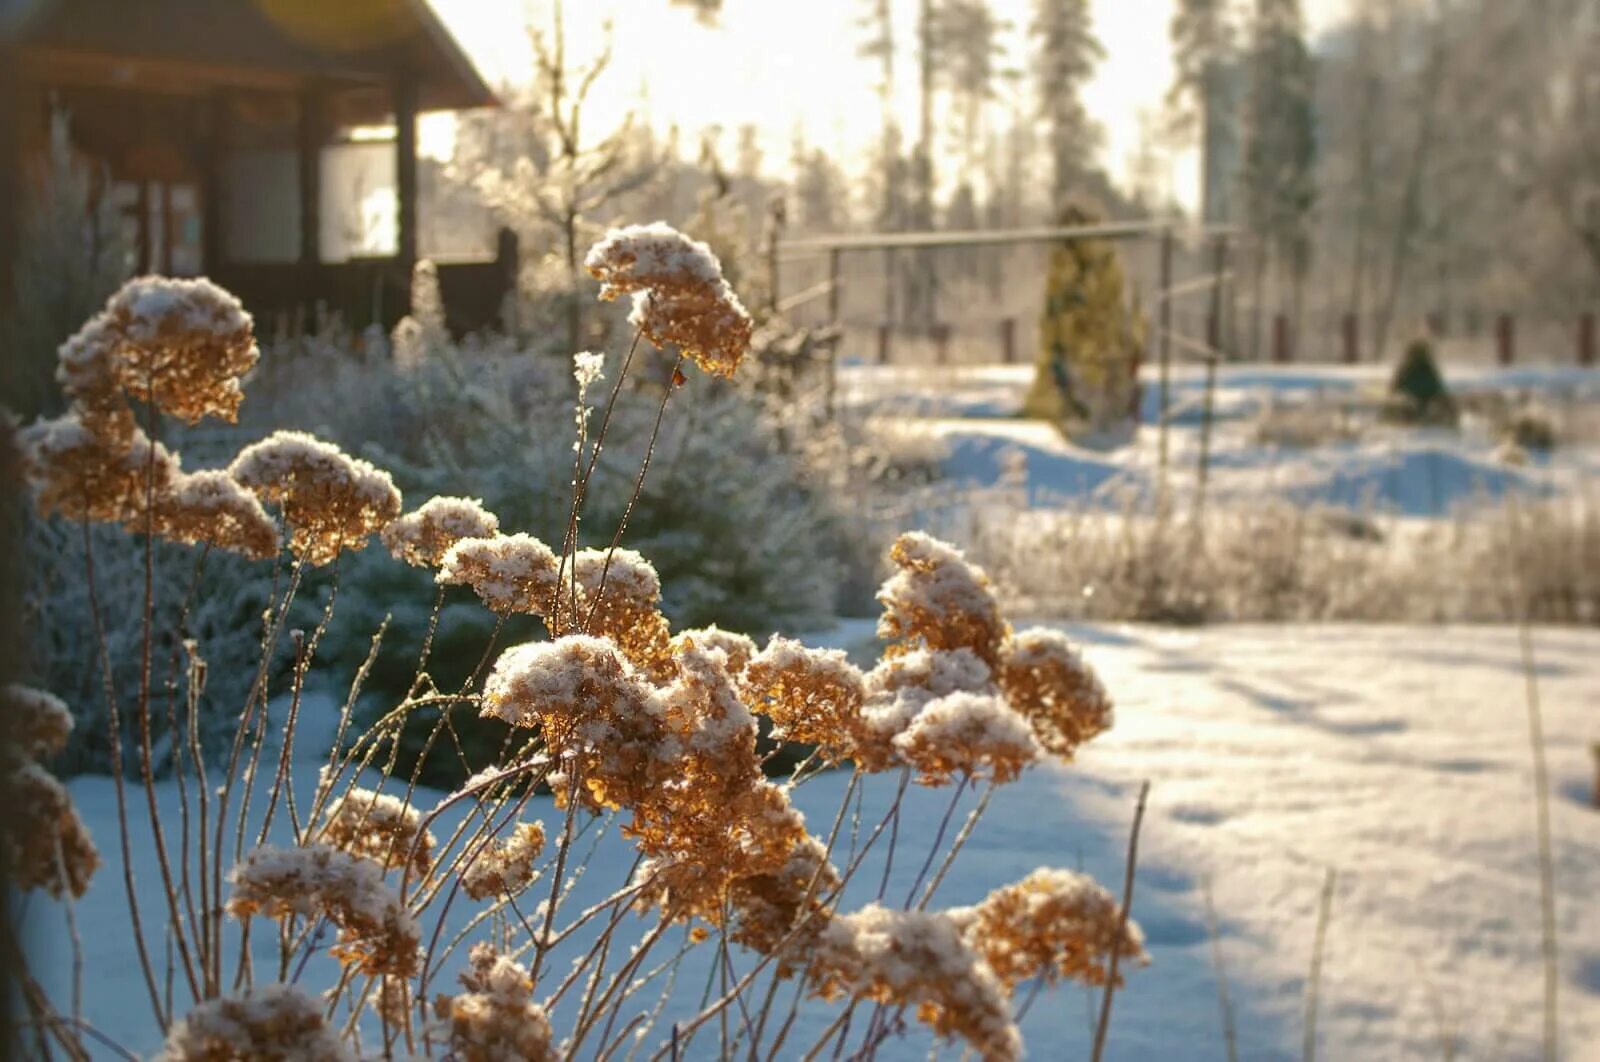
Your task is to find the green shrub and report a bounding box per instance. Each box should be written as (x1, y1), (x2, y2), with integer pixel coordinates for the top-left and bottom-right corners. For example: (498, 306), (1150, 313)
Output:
(1386, 335), (1458, 426)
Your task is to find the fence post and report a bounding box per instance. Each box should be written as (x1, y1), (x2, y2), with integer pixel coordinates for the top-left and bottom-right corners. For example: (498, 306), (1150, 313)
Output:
(826, 246), (841, 417)
(877, 323), (891, 365)
(1156, 225), (1174, 494)
(1000, 317), (1016, 364)
(1496, 313), (1515, 366)
(1196, 235), (1227, 522)
(1579, 313), (1595, 367)
(1342, 312), (1359, 364)
(1272, 313), (1291, 363)
(495, 226), (520, 334)
(932, 323), (951, 365)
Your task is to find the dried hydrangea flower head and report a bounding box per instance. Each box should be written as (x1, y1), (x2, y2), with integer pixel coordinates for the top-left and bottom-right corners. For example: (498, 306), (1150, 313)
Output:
(671, 625), (758, 676)
(158, 985), (351, 1062)
(320, 787), (437, 877)
(0, 759), (100, 898)
(877, 533), (1009, 672)
(741, 636), (866, 763)
(855, 647), (996, 772)
(228, 430), (401, 566)
(950, 867), (1146, 991)
(53, 314), (137, 446)
(100, 276), (259, 424)
(482, 635), (677, 813)
(227, 843), (421, 977)
(809, 903), (1022, 1062)
(586, 222), (753, 378)
(1, 684), (74, 761)
(382, 495), (500, 568)
(19, 411), (180, 523)
(570, 547), (674, 680)
(891, 691), (1041, 786)
(461, 820), (545, 901)
(728, 833), (841, 973)
(152, 469), (280, 560)
(437, 533), (559, 614)
(1000, 629), (1113, 759)
(440, 944), (557, 1062)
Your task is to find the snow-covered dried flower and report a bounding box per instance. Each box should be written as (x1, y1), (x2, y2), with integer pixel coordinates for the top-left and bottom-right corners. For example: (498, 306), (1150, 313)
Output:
(320, 787), (436, 877)
(101, 276), (259, 423)
(569, 547), (674, 679)
(382, 496), (500, 568)
(0, 759), (99, 898)
(892, 691), (1040, 786)
(483, 636), (676, 812)
(586, 222), (752, 378)
(855, 648), (997, 772)
(950, 867), (1146, 990)
(1000, 629), (1113, 759)
(228, 430), (401, 566)
(877, 532), (1009, 671)
(439, 945), (557, 1062)
(573, 350), (606, 392)
(1, 683), (74, 761)
(159, 984), (350, 1061)
(741, 636), (866, 762)
(671, 625), (758, 676)
(152, 469), (280, 560)
(809, 903), (1021, 1062)
(19, 411), (180, 523)
(461, 821), (545, 901)
(437, 533), (559, 614)
(728, 833), (841, 973)
(227, 844), (420, 977)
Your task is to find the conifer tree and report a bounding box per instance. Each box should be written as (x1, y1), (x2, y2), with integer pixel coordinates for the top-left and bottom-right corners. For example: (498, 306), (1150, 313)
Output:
(1024, 202), (1145, 439)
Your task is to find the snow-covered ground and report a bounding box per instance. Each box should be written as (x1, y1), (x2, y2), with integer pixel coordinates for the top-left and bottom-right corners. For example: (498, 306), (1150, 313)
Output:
(838, 362), (1600, 518)
(33, 624), (1600, 1060)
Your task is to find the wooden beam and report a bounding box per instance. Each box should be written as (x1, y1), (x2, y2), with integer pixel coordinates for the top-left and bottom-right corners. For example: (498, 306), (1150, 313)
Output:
(298, 80), (324, 296)
(777, 219), (1235, 257)
(394, 72), (419, 276)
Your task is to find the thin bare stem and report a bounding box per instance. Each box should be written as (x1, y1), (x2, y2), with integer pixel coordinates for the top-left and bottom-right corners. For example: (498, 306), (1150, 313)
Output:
(1302, 867), (1336, 1062)
(1092, 780), (1149, 1062)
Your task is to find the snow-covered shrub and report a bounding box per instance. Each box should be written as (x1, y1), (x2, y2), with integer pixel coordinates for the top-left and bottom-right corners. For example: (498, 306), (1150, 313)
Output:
(10, 236), (1146, 1062)
(1386, 334), (1457, 426)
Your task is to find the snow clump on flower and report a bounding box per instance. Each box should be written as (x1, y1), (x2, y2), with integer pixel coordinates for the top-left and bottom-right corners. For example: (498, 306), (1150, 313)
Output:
(158, 984), (350, 1061)
(382, 495), (500, 568)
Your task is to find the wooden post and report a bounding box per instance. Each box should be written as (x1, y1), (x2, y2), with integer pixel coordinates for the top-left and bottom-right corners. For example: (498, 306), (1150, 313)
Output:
(1272, 313), (1291, 363)
(1496, 313), (1515, 366)
(297, 81), (324, 300)
(1000, 317), (1016, 364)
(825, 246), (841, 418)
(394, 73), (420, 279)
(877, 323), (891, 365)
(1579, 313), (1595, 367)
(495, 226), (520, 333)
(201, 91), (227, 276)
(1342, 312), (1360, 364)
(1196, 236), (1227, 521)
(932, 323), (951, 365)
(1156, 225), (1174, 490)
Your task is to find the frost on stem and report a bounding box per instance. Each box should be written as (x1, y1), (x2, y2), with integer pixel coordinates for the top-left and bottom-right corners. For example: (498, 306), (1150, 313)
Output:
(227, 844), (421, 978)
(383, 495), (501, 568)
(320, 787), (437, 877)
(809, 903), (1023, 1062)
(741, 635), (866, 762)
(948, 867), (1147, 992)
(877, 532), (1009, 672)
(228, 430), (402, 566)
(461, 820), (545, 901)
(159, 984), (350, 1062)
(437, 532), (560, 614)
(437, 944), (557, 1062)
(585, 222), (753, 378)
(19, 410), (180, 523)
(153, 469), (280, 560)
(1000, 628), (1114, 760)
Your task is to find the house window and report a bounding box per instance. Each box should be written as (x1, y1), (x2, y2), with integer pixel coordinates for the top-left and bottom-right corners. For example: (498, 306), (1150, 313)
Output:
(113, 179), (204, 276)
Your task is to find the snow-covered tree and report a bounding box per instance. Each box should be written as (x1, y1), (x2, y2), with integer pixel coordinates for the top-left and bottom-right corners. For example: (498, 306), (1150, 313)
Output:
(1032, 0), (1105, 209)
